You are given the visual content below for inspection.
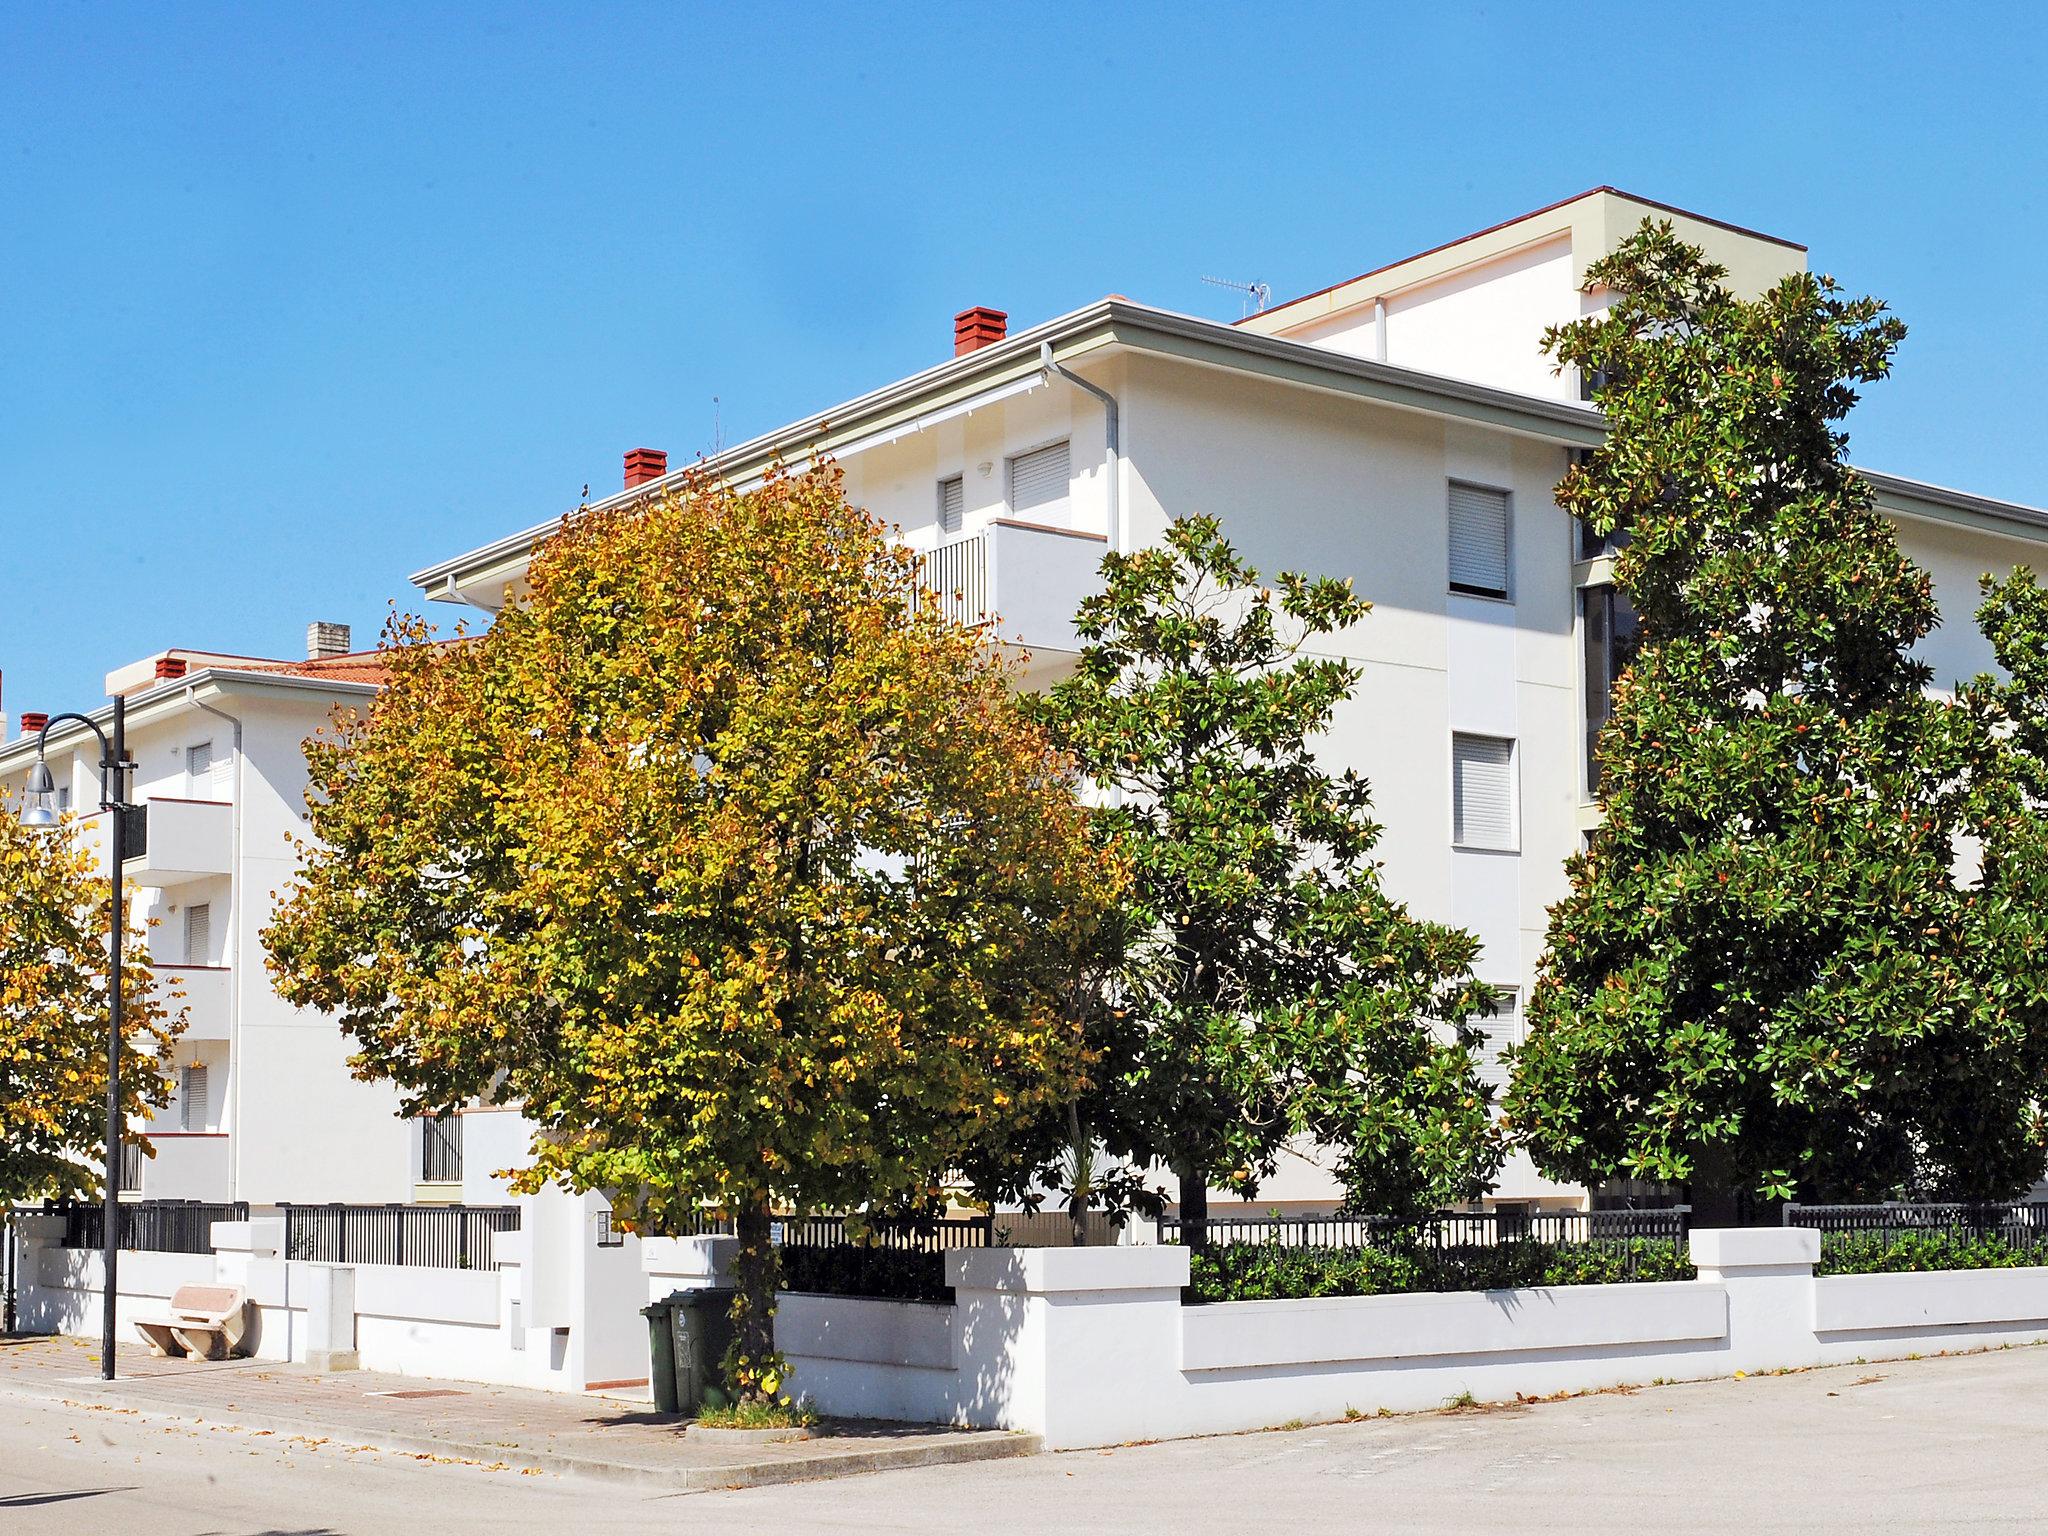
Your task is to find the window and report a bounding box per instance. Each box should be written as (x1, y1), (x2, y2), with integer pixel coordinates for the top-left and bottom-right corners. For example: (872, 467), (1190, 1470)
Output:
(180, 1064), (209, 1133)
(1472, 989), (1519, 1093)
(1577, 517), (1631, 563)
(184, 903), (211, 966)
(1582, 585), (1639, 796)
(420, 1113), (463, 1183)
(937, 474), (965, 536)
(1447, 483), (1510, 599)
(1452, 733), (1516, 850)
(187, 742), (213, 793)
(1007, 440), (1070, 523)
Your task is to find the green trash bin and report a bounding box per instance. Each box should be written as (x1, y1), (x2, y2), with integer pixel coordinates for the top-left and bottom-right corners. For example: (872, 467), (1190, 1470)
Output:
(640, 1292), (685, 1413)
(672, 1286), (738, 1414)
(643, 1287), (739, 1414)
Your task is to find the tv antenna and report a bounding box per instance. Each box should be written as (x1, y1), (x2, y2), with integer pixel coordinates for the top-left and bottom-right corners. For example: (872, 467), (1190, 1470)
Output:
(712, 395), (723, 454)
(1202, 274), (1272, 317)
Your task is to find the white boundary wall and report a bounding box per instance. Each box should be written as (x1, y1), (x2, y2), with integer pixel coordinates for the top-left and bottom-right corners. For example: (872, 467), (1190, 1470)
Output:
(652, 1229), (2048, 1449)
(14, 1202), (651, 1394)
(26, 1218), (2048, 1446)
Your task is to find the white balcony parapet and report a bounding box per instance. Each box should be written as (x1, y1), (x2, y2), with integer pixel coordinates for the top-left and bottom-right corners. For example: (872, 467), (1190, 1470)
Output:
(153, 963), (230, 1041)
(124, 798), (232, 887)
(917, 517), (1107, 662)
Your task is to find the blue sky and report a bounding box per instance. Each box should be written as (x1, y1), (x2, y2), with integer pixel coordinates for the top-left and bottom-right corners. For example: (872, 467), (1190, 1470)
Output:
(4, 3), (2045, 713)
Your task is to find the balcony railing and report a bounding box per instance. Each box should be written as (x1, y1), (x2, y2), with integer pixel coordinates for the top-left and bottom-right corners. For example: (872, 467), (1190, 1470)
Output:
(121, 798), (232, 886)
(914, 519), (1106, 670)
(917, 532), (990, 628)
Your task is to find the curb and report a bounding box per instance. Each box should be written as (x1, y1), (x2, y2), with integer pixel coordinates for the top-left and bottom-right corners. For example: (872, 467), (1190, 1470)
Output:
(0, 1373), (1041, 1491)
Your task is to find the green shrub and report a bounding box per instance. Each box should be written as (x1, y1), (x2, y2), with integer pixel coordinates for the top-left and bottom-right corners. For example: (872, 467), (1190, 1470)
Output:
(1186, 1237), (1695, 1304)
(1817, 1229), (2047, 1276)
(777, 1244), (949, 1302)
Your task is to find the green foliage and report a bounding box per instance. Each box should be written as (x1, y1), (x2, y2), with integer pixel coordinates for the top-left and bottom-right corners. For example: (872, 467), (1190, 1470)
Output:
(0, 792), (181, 1204)
(1817, 1230), (2047, 1276)
(1035, 515), (1503, 1224)
(264, 465), (1124, 1400)
(778, 1243), (949, 1302)
(1509, 220), (2048, 1218)
(1186, 1237), (1695, 1303)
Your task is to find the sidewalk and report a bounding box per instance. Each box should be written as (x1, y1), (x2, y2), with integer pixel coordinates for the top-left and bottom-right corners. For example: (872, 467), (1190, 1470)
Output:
(0, 1333), (1037, 1492)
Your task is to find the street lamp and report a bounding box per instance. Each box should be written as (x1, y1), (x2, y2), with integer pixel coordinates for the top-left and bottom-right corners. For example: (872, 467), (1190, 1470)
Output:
(17, 695), (134, 1382)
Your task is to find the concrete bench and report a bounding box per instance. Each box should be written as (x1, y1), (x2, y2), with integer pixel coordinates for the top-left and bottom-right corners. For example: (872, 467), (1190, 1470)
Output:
(134, 1284), (249, 1361)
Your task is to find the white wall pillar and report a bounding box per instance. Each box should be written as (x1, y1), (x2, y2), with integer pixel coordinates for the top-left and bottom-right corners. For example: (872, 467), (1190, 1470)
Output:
(1690, 1225), (1820, 1373)
(298, 1264), (359, 1372)
(947, 1246), (1190, 1449)
(640, 1235), (737, 1302)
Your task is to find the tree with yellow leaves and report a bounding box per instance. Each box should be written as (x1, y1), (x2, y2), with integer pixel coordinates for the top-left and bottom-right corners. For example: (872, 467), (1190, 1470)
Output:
(0, 796), (180, 1209)
(266, 466), (1123, 1408)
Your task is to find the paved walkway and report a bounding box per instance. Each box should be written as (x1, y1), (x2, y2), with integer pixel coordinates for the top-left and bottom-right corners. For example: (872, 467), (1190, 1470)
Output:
(0, 1333), (1035, 1491)
(6, 1343), (2048, 1532)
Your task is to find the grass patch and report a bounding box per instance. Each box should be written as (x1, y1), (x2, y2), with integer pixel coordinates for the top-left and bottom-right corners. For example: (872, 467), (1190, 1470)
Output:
(695, 1397), (819, 1431)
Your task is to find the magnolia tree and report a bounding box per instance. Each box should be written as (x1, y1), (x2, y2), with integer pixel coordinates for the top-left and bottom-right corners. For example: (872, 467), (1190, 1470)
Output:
(265, 466), (1122, 1407)
(1508, 223), (2048, 1219)
(0, 796), (180, 1210)
(1033, 516), (1503, 1240)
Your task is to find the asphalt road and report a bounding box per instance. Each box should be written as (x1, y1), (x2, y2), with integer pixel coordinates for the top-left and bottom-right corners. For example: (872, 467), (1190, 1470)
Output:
(6, 1346), (2046, 1534)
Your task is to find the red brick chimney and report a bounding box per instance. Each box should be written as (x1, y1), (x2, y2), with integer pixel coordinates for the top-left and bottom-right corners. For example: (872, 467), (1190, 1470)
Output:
(954, 307), (1008, 356)
(155, 656), (189, 681)
(624, 447), (668, 489)
(19, 711), (48, 738)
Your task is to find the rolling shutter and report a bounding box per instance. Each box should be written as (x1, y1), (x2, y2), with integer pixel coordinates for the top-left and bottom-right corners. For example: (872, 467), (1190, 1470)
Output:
(1453, 734), (1516, 849)
(1008, 440), (1070, 522)
(185, 903), (211, 966)
(938, 475), (965, 535)
(1474, 990), (1519, 1092)
(181, 1064), (210, 1133)
(1448, 483), (1510, 598)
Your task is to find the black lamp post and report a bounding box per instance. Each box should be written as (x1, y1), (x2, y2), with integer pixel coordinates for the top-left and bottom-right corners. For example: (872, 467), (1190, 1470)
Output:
(20, 695), (133, 1382)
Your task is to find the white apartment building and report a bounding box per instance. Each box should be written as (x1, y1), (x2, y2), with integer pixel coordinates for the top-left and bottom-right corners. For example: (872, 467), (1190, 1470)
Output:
(0, 626), (463, 1208)
(412, 187), (2048, 1215)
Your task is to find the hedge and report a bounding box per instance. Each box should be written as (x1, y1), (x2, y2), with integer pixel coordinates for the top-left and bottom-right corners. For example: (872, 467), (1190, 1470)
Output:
(1186, 1238), (1696, 1304)
(777, 1244), (949, 1302)
(1816, 1229), (2048, 1276)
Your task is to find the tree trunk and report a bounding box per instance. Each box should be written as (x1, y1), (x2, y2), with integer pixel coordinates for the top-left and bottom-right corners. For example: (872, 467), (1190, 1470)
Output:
(731, 1193), (779, 1403)
(1688, 1145), (1744, 1227)
(1178, 1171), (1210, 1251)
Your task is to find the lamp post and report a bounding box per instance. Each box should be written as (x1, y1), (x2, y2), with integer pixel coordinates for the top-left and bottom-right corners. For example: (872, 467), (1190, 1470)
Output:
(19, 695), (133, 1382)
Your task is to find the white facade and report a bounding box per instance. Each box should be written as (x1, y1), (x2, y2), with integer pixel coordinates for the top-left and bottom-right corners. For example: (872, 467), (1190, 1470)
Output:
(411, 189), (2048, 1214)
(0, 646), (433, 1207)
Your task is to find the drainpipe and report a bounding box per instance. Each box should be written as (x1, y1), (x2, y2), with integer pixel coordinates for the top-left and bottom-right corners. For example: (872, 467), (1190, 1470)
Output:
(1039, 341), (1122, 553)
(1373, 296), (1388, 363)
(188, 690), (244, 1202)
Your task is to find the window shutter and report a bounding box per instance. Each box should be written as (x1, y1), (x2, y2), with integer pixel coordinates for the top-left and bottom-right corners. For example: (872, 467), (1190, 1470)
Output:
(1453, 734), (1516, 849)
(1008, 441), (1070, 522)
(1448, 483), (1510, 598)
(187, 742), (213, 784)
(181, 1064), (209, 1133)
(938, 475), (965, 535)
(184, 903), (211, 965)
(1474, 990), (1519, 1092)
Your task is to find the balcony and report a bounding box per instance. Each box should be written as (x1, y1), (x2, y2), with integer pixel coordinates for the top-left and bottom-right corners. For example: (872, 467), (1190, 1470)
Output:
(918, 518), (1107, 680)
(122, 797), (232, 887)
(126, 1133), (233, 1202)
(153, 963), (230, 1041)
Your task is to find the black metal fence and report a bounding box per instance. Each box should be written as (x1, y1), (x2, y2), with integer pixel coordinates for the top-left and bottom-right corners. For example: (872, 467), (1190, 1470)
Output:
(280, 1203), (520, 1270)
(1158, 1206), (1692, 1253)
(778, 1214), (993, 1251)
(657, 1210), (996, 1251)
(1783, 1202), (2048, 1247)
(55, 1200), (249, 1255)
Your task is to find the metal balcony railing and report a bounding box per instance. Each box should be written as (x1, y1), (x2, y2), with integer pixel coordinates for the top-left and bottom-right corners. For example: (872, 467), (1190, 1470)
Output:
(917, 533), (989, 628)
